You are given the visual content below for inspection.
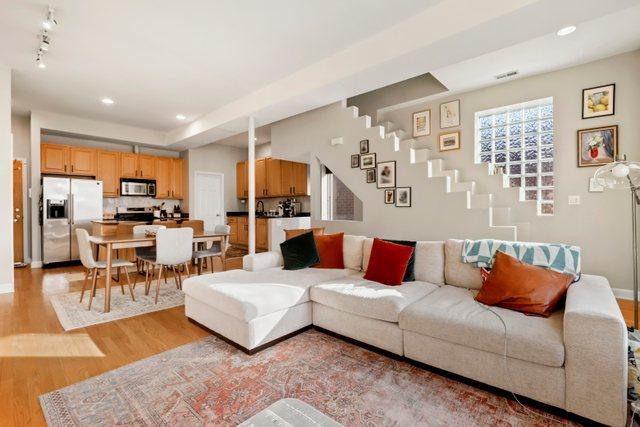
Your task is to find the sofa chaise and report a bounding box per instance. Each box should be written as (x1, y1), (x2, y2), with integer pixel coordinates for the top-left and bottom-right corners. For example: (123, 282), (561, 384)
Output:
(182, 236), (627, 426)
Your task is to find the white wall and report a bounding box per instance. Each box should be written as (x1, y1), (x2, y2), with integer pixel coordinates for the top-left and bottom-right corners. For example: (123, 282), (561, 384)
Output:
(270, 50), (640, 292)
(0, 64), (14, 292)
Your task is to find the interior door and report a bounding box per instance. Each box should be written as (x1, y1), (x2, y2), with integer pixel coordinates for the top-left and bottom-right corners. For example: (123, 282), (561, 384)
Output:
(70, 179), (103, 260)
(12, 160), (24, 263)
(194, 172), (224, 230)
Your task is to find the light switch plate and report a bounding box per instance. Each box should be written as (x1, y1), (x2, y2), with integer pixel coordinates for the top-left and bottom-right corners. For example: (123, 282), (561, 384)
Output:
(568, 195), (581, 205)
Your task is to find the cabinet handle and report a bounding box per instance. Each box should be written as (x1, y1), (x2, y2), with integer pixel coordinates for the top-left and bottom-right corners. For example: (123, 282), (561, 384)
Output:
(64, 165), (67, 172)
(293, 186), (296, 194)
(71, 165), (74, 172)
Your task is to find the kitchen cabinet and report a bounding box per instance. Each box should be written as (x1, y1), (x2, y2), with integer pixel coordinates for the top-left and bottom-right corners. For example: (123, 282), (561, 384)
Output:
(256, 218), (268, 249)
(280, 160), (293, 196)
(156, 157), (172, 198)
(227, 216), (268, 249)
(228, 217), (239, 244)
(293, 162), (309, 196)
(41, 143), (69, 174)
(237, 216), (248, 245)
(171, 158), (184, 199)
(236, 161), (248, 198)
(138, 155), (157, 179)
(120, 153), (138, 178)
(237, 158), (307, 199)
(265, 158), (282, 197)
(97, 150), (120, 197)
(69, 146), (97, 176)
(255, 158), (267, 197)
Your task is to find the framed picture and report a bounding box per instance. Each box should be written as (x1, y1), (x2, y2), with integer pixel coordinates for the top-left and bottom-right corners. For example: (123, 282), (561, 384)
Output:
(376, 160), (396, 188)
(396, 187), (411, 207)
(412, 109), (431, 137)
(440, 99), (460, 128)
(359, 139), (369, 154)
(582, 83), (615, 119)
(589, 177), (605, 193)
(577, 125), (618, 167)
(384, 189), (395, 204)
(439, 131), (461, 151)
(366, 168), (376, 183)
(360, 153), (376, 169)
(350, 154), (360, 168)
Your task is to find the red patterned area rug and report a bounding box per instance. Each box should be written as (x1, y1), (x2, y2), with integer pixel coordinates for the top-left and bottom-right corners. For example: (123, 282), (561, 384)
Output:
(40, 330), (580, 426)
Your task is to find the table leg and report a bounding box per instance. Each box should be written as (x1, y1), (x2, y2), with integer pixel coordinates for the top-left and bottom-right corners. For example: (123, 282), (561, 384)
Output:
(104, 243), (113, 313)
(221, 236), (227, 271)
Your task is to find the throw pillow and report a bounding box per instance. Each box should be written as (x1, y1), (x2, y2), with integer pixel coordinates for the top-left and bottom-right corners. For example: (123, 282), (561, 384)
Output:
(284, 227), (325, 240)
(475, 251), (573, 317)
(313, 232), (345, 269)
(384, 239), (416, 281)
(280, 231), (320, 270)
(364, 238), (414, 286)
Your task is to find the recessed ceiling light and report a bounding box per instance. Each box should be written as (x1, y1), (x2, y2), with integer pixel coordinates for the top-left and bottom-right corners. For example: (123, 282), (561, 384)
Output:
(557, 25), (576, 36)
(101, 98), (114, 105)
(176, 114), (186, 120)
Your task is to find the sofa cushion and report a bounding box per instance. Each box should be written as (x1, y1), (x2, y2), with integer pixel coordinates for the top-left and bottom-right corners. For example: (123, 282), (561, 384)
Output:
(183, 267), (353, 322)
(362, 238), (374, 271)
(399, 285), (565, 367)
(414, 241), (445, 285)
(310, 274), (439, 322)
(445, 239), (483, 289)
(343, 235), (366, 271)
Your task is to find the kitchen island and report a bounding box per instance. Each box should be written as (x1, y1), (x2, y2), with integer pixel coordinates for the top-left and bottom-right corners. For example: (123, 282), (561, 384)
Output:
(227, 213), (311, 251)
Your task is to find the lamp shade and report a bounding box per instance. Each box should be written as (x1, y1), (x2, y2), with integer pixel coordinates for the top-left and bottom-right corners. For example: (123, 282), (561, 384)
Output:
(594, 157), (640, 190)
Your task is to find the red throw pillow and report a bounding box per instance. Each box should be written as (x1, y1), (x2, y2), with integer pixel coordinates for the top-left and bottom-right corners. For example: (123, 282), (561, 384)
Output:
(313, 232), (345, 269)
(363, 238), (414, 286)
(475, 251), (573, 317)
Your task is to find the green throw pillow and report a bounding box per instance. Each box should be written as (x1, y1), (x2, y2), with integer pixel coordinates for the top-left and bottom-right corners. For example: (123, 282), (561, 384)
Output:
(280, 231), (320, 270)
(384, 239), (416, 282)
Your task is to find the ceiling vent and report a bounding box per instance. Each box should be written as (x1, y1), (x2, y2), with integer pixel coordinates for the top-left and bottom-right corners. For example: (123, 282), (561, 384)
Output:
(495, 70), (519, 80)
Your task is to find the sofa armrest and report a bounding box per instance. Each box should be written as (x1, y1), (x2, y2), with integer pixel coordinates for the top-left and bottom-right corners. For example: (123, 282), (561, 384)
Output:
(243, 251), (283, 271)
(563, 274), (627, 427)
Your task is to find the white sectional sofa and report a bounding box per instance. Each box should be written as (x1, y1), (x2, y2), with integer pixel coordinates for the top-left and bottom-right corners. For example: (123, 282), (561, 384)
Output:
(182, 236), (628, 426)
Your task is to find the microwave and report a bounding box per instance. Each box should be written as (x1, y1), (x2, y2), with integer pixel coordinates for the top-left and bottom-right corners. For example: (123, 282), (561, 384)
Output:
(120, 179), (156, 197)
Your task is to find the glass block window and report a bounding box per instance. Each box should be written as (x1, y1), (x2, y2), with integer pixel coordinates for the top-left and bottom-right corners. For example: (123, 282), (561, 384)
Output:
(475, 97), (554, 215)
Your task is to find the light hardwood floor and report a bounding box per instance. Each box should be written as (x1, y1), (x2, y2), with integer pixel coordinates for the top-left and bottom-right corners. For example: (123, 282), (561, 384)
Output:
(0, 262), (635, 426)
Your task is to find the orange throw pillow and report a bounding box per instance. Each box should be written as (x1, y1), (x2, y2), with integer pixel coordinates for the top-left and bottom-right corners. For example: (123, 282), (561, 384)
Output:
(475, 251), (573, 317)
(363, 238), (414, 286)
(313, 232), (344, 269)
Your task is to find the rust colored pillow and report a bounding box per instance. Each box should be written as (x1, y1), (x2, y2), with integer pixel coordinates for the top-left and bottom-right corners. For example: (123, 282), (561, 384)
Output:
(363, 238), (414, 286)
(475, 251), (573, 317)
(312, 232), (344, 269)
(284, 227), (325, 240)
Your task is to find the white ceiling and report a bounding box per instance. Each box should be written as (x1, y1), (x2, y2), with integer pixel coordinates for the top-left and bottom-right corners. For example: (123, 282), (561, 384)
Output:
(3, 0), (640, 150)
(2, 0), (440, 130)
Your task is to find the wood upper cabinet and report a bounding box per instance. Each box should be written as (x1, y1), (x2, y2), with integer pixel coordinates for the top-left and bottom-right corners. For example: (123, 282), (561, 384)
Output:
(156, 157), (172, 198)
(138, 155), (157, 179)
(293, 162), (309, 196)
(41, 143), (69, 174)
(255, 158), (267, 197)
(171, 158), (184, 199)
(280, 160), (293, 196)
(265, 158), (282, 197)
(96, 150), (120, 197)
(69, 146), (97, 176)
(236, 161), (248, 199)
(120, 153), (138, 178)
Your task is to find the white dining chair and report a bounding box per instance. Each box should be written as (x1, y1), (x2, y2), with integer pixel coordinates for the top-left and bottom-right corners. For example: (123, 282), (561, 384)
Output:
(76, 228), (136, 310)
(138, 227), (193, 304)
(192, 224), (230, 274)
(132, 224), (166, 274)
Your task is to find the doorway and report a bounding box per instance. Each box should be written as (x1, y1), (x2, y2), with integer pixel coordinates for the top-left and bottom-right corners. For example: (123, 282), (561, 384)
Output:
(193, 171), (224, 230)
(13, 159), (25, 265)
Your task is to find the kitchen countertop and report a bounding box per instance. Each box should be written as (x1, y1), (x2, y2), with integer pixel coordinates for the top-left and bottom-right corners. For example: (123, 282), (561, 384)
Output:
(226, 211), (311, 218)
(91, 220), (148, 225)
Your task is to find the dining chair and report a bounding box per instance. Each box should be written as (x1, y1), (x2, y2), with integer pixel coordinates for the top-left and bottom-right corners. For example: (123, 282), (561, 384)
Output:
(193, 224), (230, 274)
(132, 224), (167, 284)
(76, 228), (136, 310)
(138, 227), (193, 303)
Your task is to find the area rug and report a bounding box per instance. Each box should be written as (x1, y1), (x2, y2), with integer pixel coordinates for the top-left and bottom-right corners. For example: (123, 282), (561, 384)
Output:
(39, 329), (578, 426)
(50, 278), (184, 331)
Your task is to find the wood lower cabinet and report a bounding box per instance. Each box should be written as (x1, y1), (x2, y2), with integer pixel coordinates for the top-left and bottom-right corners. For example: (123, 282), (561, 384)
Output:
(41, 143), (69, 174)
(256, 218), (268, 249)
(237, 217), (248, 245)
(97, 151), (120, 197)
(228, 216), (268, 250)
(228, 217), (239, 244)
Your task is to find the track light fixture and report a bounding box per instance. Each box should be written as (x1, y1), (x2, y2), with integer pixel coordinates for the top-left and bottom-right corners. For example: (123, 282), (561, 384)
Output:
(35, 7), (58, 69)
(42, 7), (58, 30)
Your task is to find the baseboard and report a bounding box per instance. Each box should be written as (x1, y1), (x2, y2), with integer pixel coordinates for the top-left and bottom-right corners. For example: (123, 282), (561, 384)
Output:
(612, 287), (634, 300)
(31, 260), (43, 269)
(0, 282), (14, 294)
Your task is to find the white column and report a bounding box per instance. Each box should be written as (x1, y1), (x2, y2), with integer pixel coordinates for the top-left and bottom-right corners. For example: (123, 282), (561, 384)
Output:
(248, 116), (256, 255)
(0, 63), (14, 293)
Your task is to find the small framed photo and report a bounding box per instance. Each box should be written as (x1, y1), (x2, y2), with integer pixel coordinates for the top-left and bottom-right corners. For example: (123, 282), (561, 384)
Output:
(384, 189), (395, 204)
(412, 109), (431, 137)
(396, 187), (411, 207)
(376, 160), (396, 189)
(440, 99), (460, 128)
(582, 83), (615, 119)
(366, 168), (376, 183)
(589, 177), (605, 193)
(360, 153), (376, 169)
(350, 154), (360, 168)
(577, 125), (618, 167)
(439, 131), (461, 151)
(359, 139), (369, 154)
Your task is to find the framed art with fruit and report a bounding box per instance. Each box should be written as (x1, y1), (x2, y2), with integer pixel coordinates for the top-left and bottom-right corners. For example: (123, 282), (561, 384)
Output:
(577, 125), (617, 167)
(582, 83), (615, 119)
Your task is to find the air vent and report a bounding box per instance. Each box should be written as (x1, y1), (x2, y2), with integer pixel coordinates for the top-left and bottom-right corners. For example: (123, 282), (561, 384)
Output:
(495, 70), (519, 80)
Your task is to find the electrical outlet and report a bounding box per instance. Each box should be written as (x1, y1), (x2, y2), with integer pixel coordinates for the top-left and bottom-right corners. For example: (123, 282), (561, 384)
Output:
(568, 195), (581, 205)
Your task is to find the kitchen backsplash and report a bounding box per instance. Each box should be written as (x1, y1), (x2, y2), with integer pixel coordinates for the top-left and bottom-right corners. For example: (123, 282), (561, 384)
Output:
(103, 197), (182, 216)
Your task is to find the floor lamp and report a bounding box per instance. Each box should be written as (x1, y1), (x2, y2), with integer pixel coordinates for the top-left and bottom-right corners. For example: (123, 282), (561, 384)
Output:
(594, 155), (640, 329)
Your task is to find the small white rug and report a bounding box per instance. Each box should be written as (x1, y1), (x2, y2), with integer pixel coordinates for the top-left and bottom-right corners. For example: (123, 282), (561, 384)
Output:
(50, 278), (185, 331)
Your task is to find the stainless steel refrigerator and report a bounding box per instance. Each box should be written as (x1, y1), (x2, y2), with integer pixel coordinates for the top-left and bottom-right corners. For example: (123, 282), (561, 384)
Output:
(42, 177), (103, 265)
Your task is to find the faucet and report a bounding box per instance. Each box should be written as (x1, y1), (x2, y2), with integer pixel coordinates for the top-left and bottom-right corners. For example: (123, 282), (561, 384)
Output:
(256, 200), (264, 215)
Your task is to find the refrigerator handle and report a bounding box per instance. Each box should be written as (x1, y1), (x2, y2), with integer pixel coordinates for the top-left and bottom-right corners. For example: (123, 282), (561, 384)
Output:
(69, 194), (73, 225)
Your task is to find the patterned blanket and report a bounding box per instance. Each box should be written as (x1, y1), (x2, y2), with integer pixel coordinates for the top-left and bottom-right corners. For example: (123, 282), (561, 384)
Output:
(461, 239), (581, 279)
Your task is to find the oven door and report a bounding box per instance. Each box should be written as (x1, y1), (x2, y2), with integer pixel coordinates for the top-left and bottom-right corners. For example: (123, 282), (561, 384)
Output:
(121, 181), (148, 196)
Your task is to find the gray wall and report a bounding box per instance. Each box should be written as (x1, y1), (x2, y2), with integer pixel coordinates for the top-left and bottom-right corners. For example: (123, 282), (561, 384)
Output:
(271, 50), (640, 292)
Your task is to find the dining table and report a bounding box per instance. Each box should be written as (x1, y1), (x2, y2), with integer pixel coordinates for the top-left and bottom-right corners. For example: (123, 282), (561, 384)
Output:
(90, 230), (229, 313)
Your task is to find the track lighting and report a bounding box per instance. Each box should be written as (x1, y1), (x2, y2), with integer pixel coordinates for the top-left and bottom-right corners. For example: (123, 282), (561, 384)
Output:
(42, 7), (58, 30)
(40, 33), (51, 51)
(35, 7), (59, 69)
